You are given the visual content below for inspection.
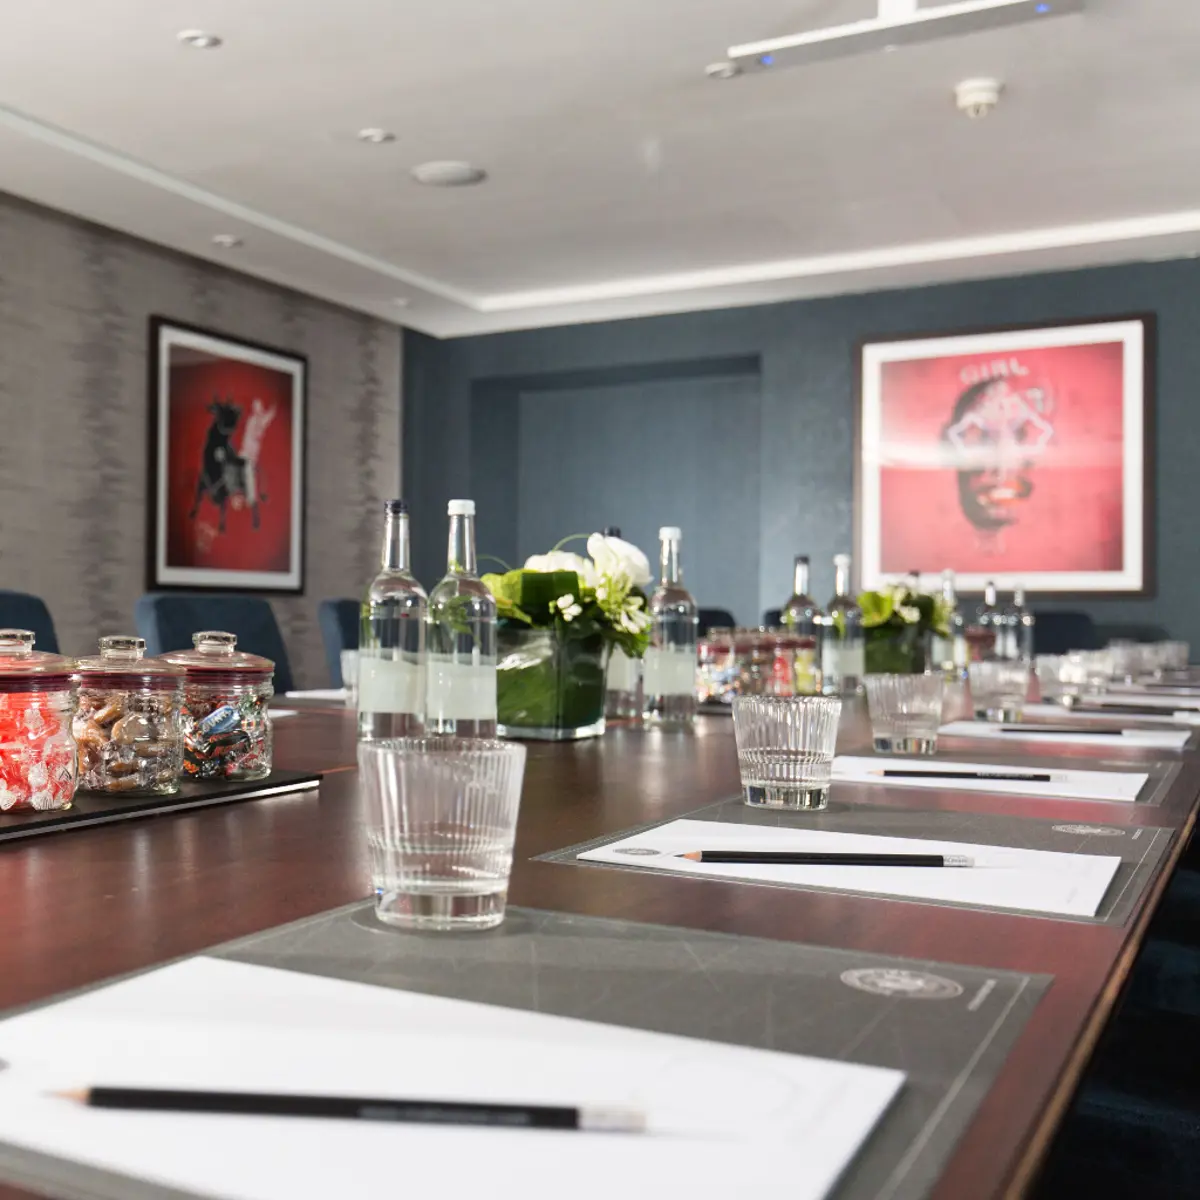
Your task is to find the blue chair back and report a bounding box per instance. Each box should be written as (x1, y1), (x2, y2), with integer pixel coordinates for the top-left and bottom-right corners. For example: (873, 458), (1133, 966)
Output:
(318, 598), (359, 686)
(1032, 611), (1099, 655)
(135, 593), (295, 694)
(0, 590), (60, 653)
(698, 608), (736, 637)
(762, 608), (783, 628)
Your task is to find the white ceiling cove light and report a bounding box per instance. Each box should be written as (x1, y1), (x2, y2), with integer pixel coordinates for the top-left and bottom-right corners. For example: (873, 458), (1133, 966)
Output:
(728, 0), (1083, 72)
(411, 161), (487, 188)
(177, 30), (223, 49)
(211, 233), (243, 249)
(357, 128), (396, 144)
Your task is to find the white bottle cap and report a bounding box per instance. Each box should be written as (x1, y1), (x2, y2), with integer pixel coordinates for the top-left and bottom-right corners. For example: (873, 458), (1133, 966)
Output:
(942, 568), (954, 580)
(833, 553), (851, 568)
(447, 499), (475, 516)
(659, 525), (682, 541)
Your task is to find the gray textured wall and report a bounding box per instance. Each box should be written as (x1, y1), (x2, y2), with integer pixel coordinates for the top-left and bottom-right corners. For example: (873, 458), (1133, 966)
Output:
(404, 259), (1200, 644)
(0, 192), (401, 686)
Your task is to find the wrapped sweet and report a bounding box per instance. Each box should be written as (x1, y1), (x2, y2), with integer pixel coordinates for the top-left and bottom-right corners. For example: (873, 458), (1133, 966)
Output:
(162, 632), (274, 781)
(0, 629), (77, 812)
(74, 636), (183, 795)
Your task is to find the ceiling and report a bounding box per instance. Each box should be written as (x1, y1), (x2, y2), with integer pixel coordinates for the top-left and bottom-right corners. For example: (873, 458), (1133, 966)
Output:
(2, 0), (1198, 337)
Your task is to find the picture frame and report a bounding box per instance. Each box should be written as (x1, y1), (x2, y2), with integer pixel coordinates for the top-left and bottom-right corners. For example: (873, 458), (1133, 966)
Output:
(855, 314), (1154, 596)
(148, 317), (307, 593)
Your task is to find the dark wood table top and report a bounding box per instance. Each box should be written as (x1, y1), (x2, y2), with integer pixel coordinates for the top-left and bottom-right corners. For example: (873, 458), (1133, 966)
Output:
(0, 697), (1197, 1200)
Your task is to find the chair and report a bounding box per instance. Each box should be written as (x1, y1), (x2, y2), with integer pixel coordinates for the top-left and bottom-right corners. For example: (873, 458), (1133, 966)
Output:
(1094, 622), (1172, 645)
(0, 590), (60, 652)
(318, 598), (359, 687)
(762, 608), (783, 628)
(134, 593), (295, 694)
(1032, 611), (1099, 655)
(698, 608), (736, 637)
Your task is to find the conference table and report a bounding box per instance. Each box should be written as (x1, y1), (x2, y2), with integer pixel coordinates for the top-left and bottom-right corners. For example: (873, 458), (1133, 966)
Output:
(0, 694), (1196, 1200)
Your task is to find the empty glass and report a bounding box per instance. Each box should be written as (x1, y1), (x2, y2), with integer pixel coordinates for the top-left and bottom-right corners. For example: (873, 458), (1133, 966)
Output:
(357, 737), (527, 931)
(864, 674), (945, 755)
(1107, 640), (1147, 682)
(731, 695), (842, 811)
(1152, 641), (1190, 675)
(969, 660), (1031, 722)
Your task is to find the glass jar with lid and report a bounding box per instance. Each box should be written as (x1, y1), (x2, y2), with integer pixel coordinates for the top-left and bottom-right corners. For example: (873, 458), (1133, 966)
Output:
(0, 629), (77, 812)
(74, 636), (184, 795)
(162, 632), (275, 781)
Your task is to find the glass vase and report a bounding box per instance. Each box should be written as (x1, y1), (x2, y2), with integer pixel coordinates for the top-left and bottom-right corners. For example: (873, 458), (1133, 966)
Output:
(864, 625), (929, 675)
(496, 626), (608, 741)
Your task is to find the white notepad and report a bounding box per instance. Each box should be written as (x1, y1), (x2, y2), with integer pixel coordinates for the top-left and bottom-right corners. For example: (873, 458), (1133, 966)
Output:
(579, 819), (1121, 918)
(0, 958), (903, 1200)
(938, 720), (1190, 750)
(1085, 693), (1200, 711)
(833, 756), (1148, 803)
(1022, 703), (1200, 727)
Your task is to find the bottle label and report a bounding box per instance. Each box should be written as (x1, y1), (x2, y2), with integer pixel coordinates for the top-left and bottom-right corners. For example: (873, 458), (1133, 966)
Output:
(643, 647), (696, 697)
(793, 641), (820, 694)
(357, 654), (425, 716)
(426, 654), (498, 721)
(821, 642), (865, 680)
(606, 648), (640, 693)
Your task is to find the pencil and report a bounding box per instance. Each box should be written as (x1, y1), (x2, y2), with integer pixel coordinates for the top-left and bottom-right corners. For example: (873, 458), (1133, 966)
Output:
(55, 1087), (646, 1133)
(679, 850), (973, 867)
(870, 769), (1055, 782)
(998, 727), (1117, 737)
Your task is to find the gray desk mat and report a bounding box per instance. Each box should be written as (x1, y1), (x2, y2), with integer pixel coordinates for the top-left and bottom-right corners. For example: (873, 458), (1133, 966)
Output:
(538, 798), (1174, 925)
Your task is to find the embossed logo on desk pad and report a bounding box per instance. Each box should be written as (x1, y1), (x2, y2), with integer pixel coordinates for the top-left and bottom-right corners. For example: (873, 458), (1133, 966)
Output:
(840, 968), (965, 1000)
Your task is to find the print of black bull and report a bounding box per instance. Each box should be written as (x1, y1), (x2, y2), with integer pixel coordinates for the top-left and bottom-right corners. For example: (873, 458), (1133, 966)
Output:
(187, 396), (261, 532)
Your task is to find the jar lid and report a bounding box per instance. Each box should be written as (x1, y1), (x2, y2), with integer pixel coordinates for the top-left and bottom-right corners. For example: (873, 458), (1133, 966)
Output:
(161, 631), (274, 678)
(77, 635), (183, 689)
(0, 629), (76, 692)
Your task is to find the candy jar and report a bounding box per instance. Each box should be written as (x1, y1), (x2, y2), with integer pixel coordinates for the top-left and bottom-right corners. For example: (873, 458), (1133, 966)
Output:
(0, 629), (77, 812)
(74, 636), (184, 795)
(163, 632), (275, 781)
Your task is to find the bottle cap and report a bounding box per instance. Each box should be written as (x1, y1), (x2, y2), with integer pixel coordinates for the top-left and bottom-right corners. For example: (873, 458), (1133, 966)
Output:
(942, 568), (954, 580)
(795, 554), (809, 565)
(602, 526), (622, 538)
(448, 499), (475, 516)
(834, 553), (851, 567)
(659, 526), (682, 541)
(384, 499), (408, 514)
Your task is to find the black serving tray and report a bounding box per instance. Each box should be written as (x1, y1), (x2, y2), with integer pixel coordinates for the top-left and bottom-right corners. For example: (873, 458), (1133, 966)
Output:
(0, 769), (321, 844)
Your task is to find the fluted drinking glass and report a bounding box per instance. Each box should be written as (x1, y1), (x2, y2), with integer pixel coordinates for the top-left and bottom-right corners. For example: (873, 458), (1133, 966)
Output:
(357, 737), (526, 931)
(864, 674), (945, 755)
(732, 695), (842, 811)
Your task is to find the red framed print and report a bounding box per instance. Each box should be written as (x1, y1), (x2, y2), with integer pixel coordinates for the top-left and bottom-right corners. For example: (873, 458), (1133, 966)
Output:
(855, 315), (1153, 596)
(149, 318), (307, 593)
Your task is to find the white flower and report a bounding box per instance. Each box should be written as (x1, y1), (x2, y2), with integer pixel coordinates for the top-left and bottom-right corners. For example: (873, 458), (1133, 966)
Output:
(618, 594), (651, 633)
(587, 533), (652, 589)
(552, 593), (583, 622)
(523, 550), (598, 589)
(898, 604), (921, 624)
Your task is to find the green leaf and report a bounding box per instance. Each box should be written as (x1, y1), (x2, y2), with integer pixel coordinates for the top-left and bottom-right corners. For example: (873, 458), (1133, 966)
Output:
(858, 590), (896, 629)
(518, 570), (581, 618)
(482, 571), (534, 625)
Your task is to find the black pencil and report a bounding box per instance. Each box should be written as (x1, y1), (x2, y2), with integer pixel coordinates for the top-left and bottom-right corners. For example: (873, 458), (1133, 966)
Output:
(679, 850), (973, 867)
(56, 1087), (645, 1133)
(999, 727), (1118, 737)
(871, 769), (1055, 782)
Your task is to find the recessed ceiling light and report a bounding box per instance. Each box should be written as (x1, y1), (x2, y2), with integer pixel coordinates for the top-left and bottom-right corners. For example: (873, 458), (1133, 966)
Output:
(705, 61), (741, 80)
(358, 128), (396, 144)
(411, 161), (487, 188)
(178, 30), (223, 49)
(211, 234), (243, 249)
(392, 297), (411, 308)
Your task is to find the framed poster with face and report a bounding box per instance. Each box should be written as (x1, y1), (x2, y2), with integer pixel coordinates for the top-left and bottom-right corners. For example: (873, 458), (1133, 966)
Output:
(149, 318), (307, 593)
(855, 315), (1154, 596)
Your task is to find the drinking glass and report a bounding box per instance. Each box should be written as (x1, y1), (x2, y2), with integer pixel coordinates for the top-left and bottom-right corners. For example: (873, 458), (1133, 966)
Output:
(731, 695), (842, 811)
(968, 660), (1031, 722)
(341, 648), (360, 707)
(864, 674), (945, 755)
(1152, 640), (1190, 676)
(1107, 640), (1144, 682)
(357, 737), (527, 931)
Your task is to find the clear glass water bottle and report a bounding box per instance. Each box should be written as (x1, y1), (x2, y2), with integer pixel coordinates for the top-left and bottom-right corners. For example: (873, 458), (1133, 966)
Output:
(358, 500), (427, 741)
(781, 554), (822, 695)
(643, 526), (698, 728)
(602, 525), (642, 718)
(426, 499), (497, 737)
(1012, 585), (1036, 662)
(821, 553), (864, 696)
(931, 569), (968, 679)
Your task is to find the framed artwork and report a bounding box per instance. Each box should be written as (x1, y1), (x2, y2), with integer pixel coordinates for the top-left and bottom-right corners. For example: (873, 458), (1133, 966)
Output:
(148, 318), (307, 593)
(855, 314), (1154, 595)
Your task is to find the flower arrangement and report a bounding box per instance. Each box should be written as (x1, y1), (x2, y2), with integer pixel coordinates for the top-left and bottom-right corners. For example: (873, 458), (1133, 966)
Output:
(483, 533), (653, 657)
(859, 583), (952, 674)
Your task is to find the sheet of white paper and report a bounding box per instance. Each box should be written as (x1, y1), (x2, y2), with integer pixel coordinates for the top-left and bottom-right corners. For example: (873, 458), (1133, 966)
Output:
(579, 819), (1120, 917)
(833, 756), (1147, 803)
(1022, 703), (1200, 727)
(268, 709), (299, 719)
(1086, 692), (1200, 711)
(0, 958), (903, 1200)
(283, 688), (347, 701)
(1106, 682), (1200, 697)
(938, 721), (1190, 750)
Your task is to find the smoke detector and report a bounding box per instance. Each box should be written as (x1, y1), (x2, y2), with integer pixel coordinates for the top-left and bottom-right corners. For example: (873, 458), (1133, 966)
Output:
(955, 77), (1003, 118)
